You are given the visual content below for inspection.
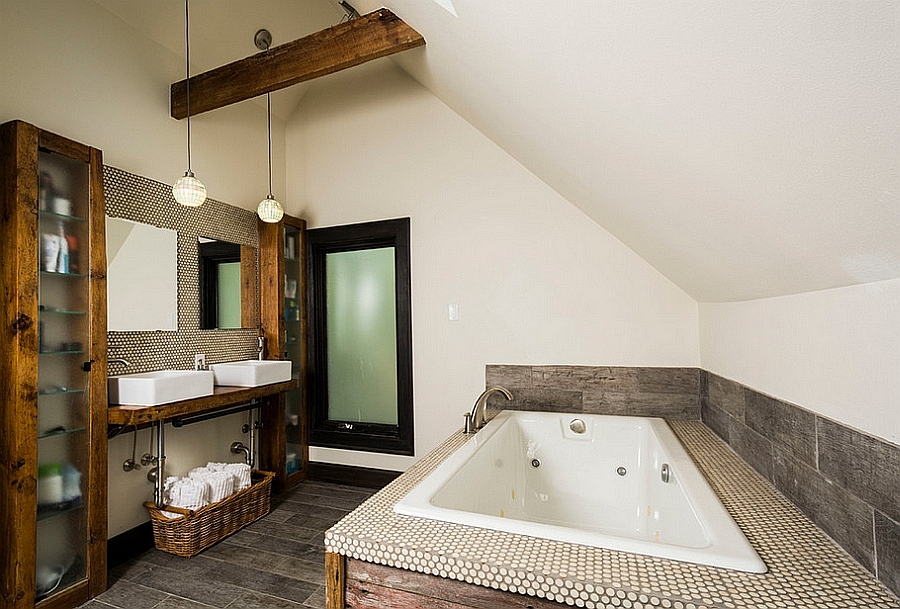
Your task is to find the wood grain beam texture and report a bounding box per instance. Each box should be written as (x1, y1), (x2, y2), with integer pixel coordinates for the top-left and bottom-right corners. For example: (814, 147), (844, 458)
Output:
(170, 9), (425, 119)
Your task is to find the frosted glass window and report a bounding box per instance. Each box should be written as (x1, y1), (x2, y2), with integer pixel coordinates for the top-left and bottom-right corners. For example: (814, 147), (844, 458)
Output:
(217, 262), (241, 329)
(325, 248), (398, 425)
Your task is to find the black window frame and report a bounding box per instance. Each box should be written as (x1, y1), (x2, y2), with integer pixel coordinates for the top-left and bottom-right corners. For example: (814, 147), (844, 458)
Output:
(306, 217), (414, 456)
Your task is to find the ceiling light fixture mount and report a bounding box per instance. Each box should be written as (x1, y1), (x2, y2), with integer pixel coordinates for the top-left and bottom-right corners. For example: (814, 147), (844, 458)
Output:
(254, 29), (273, 51)
(173, 0), (206, 208)
(256, 30), (284, 224)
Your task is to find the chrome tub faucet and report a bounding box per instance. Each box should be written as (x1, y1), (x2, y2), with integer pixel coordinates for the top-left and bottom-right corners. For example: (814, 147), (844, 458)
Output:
(465, 385), (513, 433)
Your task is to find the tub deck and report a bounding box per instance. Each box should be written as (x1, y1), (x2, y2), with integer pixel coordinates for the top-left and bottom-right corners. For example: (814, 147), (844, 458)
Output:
(325, 421), (900, 608)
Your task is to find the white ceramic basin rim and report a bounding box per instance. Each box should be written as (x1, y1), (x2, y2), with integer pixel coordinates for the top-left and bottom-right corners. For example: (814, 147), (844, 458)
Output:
(209, 359), (292, 387)
(108, 369), (214, 406)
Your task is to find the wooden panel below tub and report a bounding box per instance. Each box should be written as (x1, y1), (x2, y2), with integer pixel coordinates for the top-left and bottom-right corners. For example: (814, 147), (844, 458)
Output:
(343, 558), (567, 609)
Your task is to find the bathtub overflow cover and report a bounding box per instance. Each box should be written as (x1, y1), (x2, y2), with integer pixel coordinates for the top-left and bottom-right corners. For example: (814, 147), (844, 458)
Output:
(569, 418), (586, 434)
(616, 466), (627, 476)
(531, 458), (541, 468)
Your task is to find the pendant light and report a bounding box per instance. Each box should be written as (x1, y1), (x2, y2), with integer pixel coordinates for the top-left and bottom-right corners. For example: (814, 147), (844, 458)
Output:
(172, 0), (207, 207)
(255, 30), (284, 223)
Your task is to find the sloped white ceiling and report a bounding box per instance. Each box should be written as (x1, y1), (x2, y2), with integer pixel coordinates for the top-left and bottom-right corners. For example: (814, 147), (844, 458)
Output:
(91, 0), (900, 302)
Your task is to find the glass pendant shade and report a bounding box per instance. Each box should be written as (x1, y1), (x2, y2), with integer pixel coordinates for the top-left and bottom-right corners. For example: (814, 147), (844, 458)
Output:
(258, 194), (284, 223)
(173, 171), (207, 207)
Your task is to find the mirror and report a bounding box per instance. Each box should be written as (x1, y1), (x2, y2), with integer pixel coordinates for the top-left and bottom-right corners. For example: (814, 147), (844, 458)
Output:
(106, 217), (178, 331)
(198, 237), (256, 330)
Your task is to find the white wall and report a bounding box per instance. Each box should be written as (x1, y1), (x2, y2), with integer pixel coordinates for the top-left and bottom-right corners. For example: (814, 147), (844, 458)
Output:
(700, 278), (900, 445)
(0, 0), (284, 211)
(0, 0), (278, 537)
(286, 62), (700, 471)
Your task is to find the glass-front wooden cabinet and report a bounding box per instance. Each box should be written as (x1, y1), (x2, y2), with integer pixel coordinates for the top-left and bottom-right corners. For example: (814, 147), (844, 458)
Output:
(258, 215), (308, 491)
(283, 220), (306, 483)
(0, 120), (107, 609)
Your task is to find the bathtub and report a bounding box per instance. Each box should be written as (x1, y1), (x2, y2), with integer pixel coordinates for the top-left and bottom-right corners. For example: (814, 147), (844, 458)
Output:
(394, 410), (766, 573)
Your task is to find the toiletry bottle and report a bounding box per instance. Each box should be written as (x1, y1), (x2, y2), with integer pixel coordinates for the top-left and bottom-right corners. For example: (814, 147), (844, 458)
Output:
(43, 233), (60, 272)
(65, 233), (79, 274)
(38, 172), (54, 212)
(56, 221), (68, 274)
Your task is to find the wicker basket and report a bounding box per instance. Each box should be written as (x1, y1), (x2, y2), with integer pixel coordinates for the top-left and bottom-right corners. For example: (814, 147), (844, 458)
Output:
(144, 470), (274, 558)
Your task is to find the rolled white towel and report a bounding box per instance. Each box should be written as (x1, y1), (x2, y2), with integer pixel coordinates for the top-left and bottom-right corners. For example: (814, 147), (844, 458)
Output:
(205, 462), (228, 472)
(205, 471), (234, 503)
(224, 463), (252, 491)
(176, 478), (209, 510)
(188, 466), (212, 481)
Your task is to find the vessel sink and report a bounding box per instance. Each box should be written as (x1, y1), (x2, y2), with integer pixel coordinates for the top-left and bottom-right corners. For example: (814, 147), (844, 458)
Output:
(108, 370), (215, 406)
(209, 359), (292, 387)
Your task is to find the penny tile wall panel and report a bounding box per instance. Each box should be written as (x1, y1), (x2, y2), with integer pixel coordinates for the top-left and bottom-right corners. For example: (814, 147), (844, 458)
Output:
(103, 166), (259, 374)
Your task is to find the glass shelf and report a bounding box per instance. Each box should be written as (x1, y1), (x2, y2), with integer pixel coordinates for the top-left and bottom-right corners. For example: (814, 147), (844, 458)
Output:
(40, 270), (87, 279)
(38, 350), (86, 356)
(39, 388), (85, 397)
(40, 308), (86, 316)
(38, 209), (86, 223)
(36, 502), (84, 523)
(38, 426), (87, 441)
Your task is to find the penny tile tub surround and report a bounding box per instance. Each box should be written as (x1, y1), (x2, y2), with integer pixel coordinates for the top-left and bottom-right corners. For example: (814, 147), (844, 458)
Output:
(326, 420), (900, 608)
(486, 364), (900, 599)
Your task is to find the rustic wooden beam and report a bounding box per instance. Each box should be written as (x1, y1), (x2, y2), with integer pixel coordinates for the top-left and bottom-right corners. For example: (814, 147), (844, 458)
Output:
(171, 9), (425, 119)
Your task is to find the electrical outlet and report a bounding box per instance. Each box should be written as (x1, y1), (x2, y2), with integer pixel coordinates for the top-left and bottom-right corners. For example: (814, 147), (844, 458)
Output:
(194, 353), (206, 370)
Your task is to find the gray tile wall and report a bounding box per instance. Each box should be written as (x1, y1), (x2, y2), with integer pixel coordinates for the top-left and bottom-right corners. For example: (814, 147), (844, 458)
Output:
(485, 365), (701, 419)
(104, 166), (260, 374)
(701, 370), (900, 598)
(484, 364), (900, 597)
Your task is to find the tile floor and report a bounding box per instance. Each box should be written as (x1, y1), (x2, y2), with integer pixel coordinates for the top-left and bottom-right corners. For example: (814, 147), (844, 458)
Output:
(79, 480), (374, 609)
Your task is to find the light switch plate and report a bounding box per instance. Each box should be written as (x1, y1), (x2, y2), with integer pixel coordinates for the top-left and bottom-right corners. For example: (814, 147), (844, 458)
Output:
(448, 304), (459, 321)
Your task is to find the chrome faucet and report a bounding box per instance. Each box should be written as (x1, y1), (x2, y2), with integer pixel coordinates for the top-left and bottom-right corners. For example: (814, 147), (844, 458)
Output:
(465, 385), (513, 433)
(108, 358), (131, 367)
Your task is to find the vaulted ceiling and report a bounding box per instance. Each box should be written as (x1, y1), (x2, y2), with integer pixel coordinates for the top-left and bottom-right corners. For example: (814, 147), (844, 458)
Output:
(91, 0), (900, 302)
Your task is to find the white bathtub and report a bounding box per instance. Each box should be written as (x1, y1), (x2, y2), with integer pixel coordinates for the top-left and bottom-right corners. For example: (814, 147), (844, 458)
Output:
(394, 410), (766, 573)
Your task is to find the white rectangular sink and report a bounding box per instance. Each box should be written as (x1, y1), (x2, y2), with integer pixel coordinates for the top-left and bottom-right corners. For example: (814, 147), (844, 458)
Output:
(210, 359), (292, 387)
(108, 370), (215, 406)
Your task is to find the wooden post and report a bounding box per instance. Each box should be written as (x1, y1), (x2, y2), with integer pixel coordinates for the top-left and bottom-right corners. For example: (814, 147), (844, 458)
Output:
(325, 552), (346, 609)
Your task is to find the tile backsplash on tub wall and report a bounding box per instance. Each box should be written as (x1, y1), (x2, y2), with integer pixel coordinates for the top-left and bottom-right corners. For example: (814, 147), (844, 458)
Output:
(486, 364), (900, 597)
(104, 166), (259, 374)
(485, 365), (700, 419)
(702, 370), (900, 597)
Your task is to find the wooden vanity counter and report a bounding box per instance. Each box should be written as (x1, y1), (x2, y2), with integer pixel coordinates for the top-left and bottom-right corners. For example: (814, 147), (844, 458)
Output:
(107, 379), (299, 427)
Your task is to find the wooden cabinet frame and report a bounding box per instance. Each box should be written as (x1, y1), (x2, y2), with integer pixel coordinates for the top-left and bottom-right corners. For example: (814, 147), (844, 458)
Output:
(257, 214), (309, 491)
(0, 120), (107, 609)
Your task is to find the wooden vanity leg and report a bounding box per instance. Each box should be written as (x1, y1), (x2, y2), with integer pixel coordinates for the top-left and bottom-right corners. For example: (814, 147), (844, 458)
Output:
(325, 551), (346, 609)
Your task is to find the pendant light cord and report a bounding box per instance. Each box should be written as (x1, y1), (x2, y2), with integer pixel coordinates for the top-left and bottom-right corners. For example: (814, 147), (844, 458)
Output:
(184, 0), (193, 174)
(267, 92), (273, 197)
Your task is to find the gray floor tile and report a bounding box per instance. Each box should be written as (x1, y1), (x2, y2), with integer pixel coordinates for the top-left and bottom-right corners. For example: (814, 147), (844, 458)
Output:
(130, 564), (245, 608)
(154, 596), (219, 609)
(203, 543), (326, 586)
(94, 578), (169, 609)
(76, 480), (369, 609)
(301, 586), (326, 609)
(225, 591), (306, 609)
